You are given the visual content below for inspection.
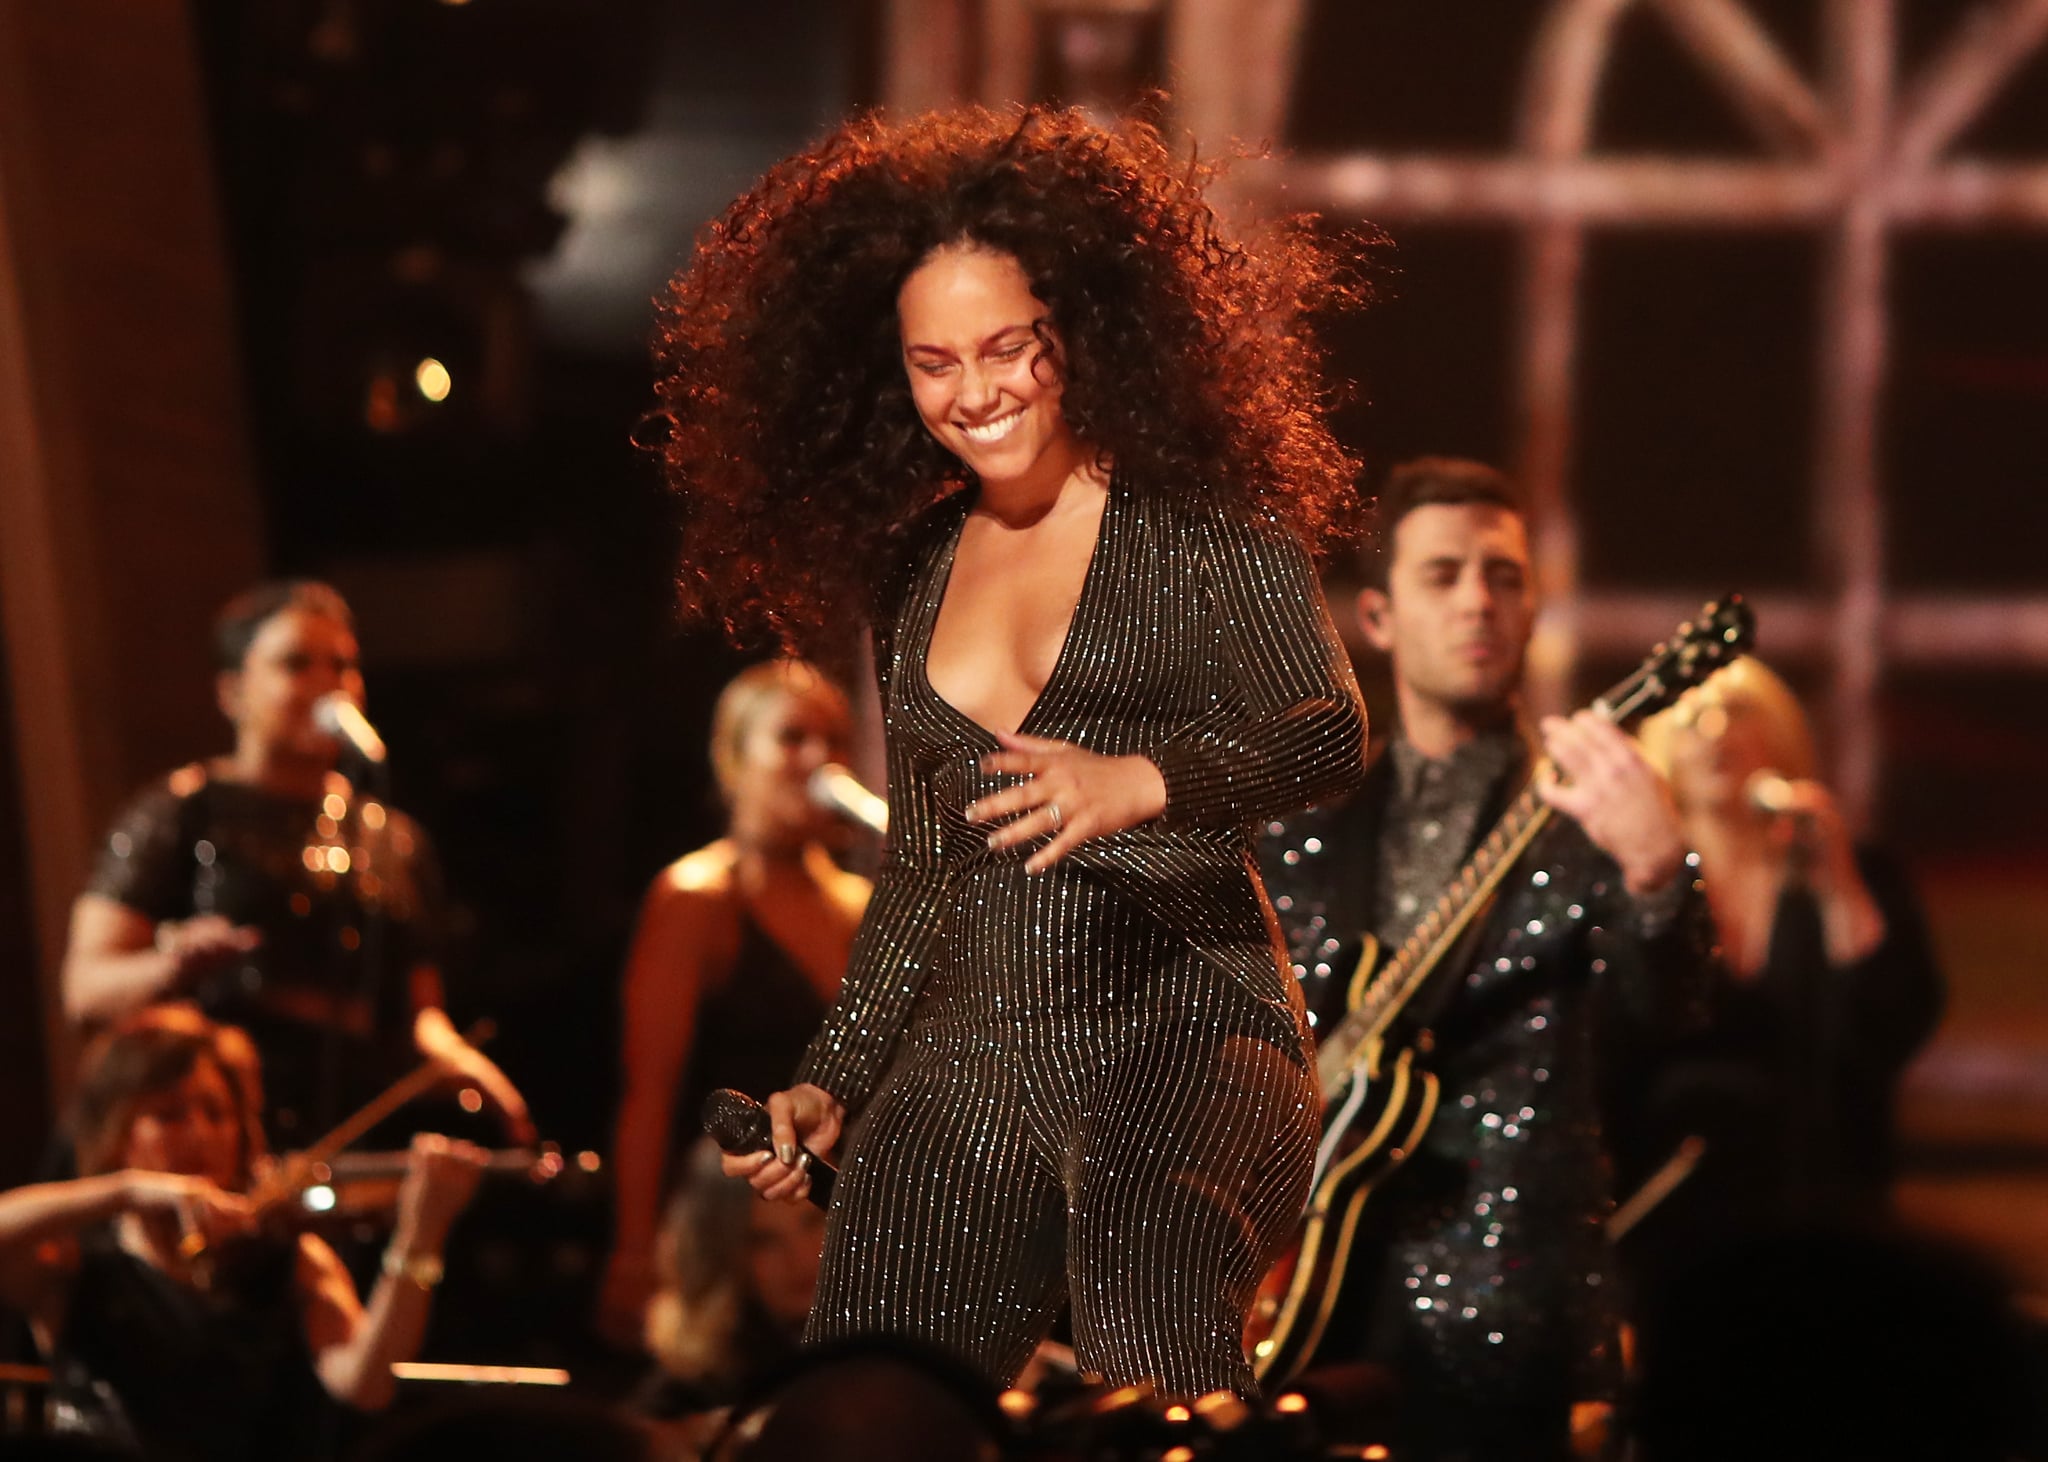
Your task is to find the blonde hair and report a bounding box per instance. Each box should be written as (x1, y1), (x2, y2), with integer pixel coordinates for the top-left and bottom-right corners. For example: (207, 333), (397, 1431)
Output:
(1641, 656), (1817, 784)
(708, 658), (845, 801)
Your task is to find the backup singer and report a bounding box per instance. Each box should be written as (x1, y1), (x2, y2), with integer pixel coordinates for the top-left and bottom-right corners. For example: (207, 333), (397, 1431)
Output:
(602, 660), (870, 1347)
(1629, 658), (1943, 1248)
(656, 104), (1369, 1393)
(60, 580), (527, 1146)
(1260, 458), (1718, 1460)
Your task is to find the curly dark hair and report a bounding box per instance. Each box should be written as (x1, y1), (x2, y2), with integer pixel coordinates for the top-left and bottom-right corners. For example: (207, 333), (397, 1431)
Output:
(649, 102), (1367, 647)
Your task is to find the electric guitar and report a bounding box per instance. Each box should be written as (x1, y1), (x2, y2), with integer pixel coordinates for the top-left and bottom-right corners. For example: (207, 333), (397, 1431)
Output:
(1249, 595), (1755, 1383)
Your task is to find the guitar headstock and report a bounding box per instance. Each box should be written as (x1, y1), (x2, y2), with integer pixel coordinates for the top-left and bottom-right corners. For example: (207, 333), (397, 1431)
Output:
(1607, 594), (1757, 726)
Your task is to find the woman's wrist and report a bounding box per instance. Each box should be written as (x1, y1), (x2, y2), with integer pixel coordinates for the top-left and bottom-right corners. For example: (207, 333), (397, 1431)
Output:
(388, 1218), (449, 1263)
(1117, 754), (1168, 825)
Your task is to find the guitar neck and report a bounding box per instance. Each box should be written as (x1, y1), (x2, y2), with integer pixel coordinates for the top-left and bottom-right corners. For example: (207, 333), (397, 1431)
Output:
(1308, 595), (1754, 1095)
(1317, 771), (1557, 1088)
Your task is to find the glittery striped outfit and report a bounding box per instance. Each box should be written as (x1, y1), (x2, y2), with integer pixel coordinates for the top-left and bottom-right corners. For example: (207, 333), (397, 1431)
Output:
(795, 480), (1368, 1395)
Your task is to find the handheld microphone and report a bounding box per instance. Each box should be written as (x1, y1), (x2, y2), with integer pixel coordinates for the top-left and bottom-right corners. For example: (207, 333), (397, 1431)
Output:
(314, 693), (387, 765)
(808, 763), (887, 836)
(701, 1089), (835, 1209)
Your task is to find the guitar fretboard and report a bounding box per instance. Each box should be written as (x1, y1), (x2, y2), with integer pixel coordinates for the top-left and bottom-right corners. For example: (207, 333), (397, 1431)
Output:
(1315, 775), (1555, 1091)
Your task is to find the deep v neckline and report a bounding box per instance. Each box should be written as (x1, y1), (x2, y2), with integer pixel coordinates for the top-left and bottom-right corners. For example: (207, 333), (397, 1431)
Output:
(918, 481), (1115, 746)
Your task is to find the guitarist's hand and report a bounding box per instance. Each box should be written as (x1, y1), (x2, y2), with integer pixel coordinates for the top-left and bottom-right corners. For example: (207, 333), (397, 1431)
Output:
(1537, 711), (1686, 896)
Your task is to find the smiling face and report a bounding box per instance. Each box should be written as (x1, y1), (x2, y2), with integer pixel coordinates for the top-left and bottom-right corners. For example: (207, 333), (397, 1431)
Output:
(897, 243), (1083, 488)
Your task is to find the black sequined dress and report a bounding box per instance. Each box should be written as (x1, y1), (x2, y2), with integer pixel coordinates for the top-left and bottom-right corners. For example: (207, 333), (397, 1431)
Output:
(87, 765), (442, 1143)
(796, 482), (1368, 1395)
(1261, 733), (1718, 1460)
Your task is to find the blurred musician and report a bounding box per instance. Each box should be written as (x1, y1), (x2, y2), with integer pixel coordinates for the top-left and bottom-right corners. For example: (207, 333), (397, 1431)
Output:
(59, 580), (528, 1148)
(600, 661), (869, 1348)
(0, 1008), (486, 1461)
(1632, 657), (1944, 1241)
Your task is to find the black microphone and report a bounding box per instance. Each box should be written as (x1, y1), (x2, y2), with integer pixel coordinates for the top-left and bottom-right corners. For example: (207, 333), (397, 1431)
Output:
(808, 763), (887, 835)
(314, 693), (387, 764)
(701, 1088), (835, 1209)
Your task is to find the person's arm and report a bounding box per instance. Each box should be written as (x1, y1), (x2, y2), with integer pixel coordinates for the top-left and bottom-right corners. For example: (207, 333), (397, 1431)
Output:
(1144, 507), (1369, 830)
(411, 995), (534, 1143)
(0, 1172), (253, 1333)
(599, 874), (718, 1342)
(300, 1134), (485, 1410)
(60, 896), (260, 1025)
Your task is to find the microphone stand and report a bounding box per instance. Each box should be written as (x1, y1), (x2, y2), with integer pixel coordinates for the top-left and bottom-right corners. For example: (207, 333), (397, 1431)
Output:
(328, 742), (397, 1147)
(1765, 821), (1838, 1222)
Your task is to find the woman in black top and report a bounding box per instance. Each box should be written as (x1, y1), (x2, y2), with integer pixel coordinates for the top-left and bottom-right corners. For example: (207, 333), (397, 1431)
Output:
(659, 104), (1370, 1393)
(600, 660), (869, 1347)
(1635, 657), (1945, 1237)
(0, 1008), (486, 1461)
(61, 580), (528, 1146)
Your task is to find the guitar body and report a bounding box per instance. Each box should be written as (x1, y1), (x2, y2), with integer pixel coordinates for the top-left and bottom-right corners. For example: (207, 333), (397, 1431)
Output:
(1250, 1032), (1440, 1384)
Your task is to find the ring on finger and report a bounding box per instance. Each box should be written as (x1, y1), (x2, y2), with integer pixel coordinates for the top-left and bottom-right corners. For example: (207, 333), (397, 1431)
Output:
(1047, 801), (1062, 833)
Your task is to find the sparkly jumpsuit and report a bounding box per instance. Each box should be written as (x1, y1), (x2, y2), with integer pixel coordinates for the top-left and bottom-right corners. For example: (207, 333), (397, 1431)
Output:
(796, 482), (1368, 1395)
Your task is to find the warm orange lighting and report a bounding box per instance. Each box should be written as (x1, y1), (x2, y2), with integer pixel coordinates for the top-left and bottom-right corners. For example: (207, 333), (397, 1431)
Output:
(1162, 1449), (1195, 1462)
(1275, 1393), (1310, 1414)
(1163, 1405), (1191, 1423)
(576, 1150), (602, 1173)
(458, 1087), (484, 1114)
(997, 1389), (1034, 1420)
(365, 374), (402, 432)
(415, 357), (453, 402)
(1364, 1447), (1391, 1460)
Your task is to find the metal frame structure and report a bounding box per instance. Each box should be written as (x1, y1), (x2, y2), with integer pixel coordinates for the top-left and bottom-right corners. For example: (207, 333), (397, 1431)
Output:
(888, 0), (2048, 824)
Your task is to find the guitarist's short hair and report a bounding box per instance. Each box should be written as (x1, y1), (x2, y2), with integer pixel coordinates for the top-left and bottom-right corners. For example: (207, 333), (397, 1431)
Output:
(1363, 457), (1527, 589)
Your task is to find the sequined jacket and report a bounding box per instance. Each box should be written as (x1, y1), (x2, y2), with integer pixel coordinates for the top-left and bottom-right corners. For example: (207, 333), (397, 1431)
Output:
(795, 482), (1369, 1110)
(1260, 746), (1719, 1409)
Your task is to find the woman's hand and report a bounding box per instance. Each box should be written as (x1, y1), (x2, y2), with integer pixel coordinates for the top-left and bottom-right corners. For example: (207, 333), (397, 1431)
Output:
(967, 730), (1167, 874)
(724, 1084), (843, 1204)
(1754, 777), (1887, 964)
(121, 1171), (255, 1247)
(153, 915), (262, 989)
(390, 1133), (489, 1254)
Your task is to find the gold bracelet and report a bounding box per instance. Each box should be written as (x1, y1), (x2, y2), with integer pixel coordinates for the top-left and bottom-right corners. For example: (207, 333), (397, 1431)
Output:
(382, 1247), (444, 1290)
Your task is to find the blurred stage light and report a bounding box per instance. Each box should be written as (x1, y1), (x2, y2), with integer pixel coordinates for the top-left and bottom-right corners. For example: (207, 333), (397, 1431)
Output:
(415, 356), (453, 402)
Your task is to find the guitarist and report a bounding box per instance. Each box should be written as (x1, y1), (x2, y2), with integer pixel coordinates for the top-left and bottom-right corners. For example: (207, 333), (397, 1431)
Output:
(1260, 458), (1719, 1461)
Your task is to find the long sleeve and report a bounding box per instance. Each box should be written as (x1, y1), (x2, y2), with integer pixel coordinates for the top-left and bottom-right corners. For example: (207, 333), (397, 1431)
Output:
(1147, 508), (1368, 830)
(793, 590), (954, 1113)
